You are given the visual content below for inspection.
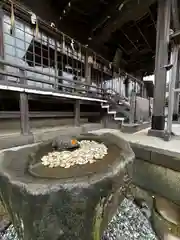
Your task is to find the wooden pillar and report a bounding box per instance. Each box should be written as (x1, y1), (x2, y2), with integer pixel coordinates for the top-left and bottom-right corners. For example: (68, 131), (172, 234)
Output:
(173, 53), (180, 121)
(172, 0), (180, 121)
(54, 40), (58, 89)
(74, 100), (80, 126)
(140, 84), (144, 97)
(171, 0), (180, 32)
(151, 0), (171, 131)
(165, 44), (179, 138)
(129, 90), (136, 124)
(19, 70), (30, 135)
(124, 77), (129, 98)
(0, 8), (4, 70)
(136, 73), (144, 97)
(100, 107), (108, 128)
(20, 93), (30, 135)
(85, 51), (92, 86)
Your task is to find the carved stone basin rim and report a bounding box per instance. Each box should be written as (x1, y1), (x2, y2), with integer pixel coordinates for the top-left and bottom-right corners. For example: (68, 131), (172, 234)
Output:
(0, 133), (134, 188)
(28, 134), (134, 180)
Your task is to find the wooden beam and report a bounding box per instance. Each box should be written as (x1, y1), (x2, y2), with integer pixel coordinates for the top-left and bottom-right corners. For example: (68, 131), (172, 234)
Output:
(0, 7), (4, 72)
(149, 7), (157, 30)
(166, 44), (179, 134)
(151, 0), (171, 131)
(134, 22), (152, 51)
(92, 0), (156, 47)
(0, 111), (100, 119)
(19, 70), (30, 135)
(121, 30), (139, 51)
(74, 100), (80, 126)
(171, 30), (180, 39)
(19, 92), (30, 135)
(171, 0), (180, 31)
(173, 48), (180, 120)
(90, 0), (124, 36)
(85, 51), (91, 85)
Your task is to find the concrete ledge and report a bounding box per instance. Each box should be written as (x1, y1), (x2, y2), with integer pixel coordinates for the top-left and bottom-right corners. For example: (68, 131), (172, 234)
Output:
(148, 129), (165, 139)
(90, 128), (180, 172)
(132, 159), (180, 206)
(102, 121), (120, 130)
(0, 118), (89, 131)
(130, 143), (180, 172)
(150, 151), (180, 172)
(131, 144), (151, 161)
(121, 122), (150, 133)
(90, 129), (180, 211)
(81, 123), (102, 133)
(0, 134), (34, 150)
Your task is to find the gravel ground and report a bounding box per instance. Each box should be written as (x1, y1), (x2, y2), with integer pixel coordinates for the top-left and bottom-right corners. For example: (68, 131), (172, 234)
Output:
(103, 198), (157, 240)
(1, 198), (157, 240)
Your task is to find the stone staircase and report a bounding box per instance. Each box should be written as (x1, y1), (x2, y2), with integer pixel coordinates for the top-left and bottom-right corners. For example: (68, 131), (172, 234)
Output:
(101, 96), (131, 125)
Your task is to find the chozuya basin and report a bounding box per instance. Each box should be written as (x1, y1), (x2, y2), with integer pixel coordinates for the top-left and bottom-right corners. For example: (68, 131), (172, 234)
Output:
(0, 132), (134, 240)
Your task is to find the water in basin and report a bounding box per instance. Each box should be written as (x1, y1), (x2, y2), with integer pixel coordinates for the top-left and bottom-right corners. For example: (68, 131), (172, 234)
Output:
(28, 142), (120, 179)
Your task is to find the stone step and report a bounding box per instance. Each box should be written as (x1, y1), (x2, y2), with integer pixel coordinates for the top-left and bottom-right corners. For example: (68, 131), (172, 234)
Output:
(118, 102), (123, 105)
(119, 101), (130, 108)
(116, 111), (130, 119)
(101, 105), (109, 108)
(114, 117), (125, 121)
(108, 111), (116, 114)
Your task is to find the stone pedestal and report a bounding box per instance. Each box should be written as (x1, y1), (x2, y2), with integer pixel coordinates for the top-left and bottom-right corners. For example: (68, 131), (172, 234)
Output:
(0, 133), (134, 240)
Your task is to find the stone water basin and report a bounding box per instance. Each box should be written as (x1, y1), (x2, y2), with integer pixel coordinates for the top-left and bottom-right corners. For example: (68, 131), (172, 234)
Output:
(28, 137), (121, 179)
(0, 133), (134, 240)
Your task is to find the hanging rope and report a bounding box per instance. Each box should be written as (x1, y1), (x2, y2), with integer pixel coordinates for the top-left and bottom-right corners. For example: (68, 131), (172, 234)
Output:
(10, 0), (15, 36)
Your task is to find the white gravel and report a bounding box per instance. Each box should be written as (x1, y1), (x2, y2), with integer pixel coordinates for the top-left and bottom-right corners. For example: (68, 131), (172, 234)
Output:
(103, 198), (157, 240)
(2, 199), (157, 240)
(41, 140), (108, 168)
